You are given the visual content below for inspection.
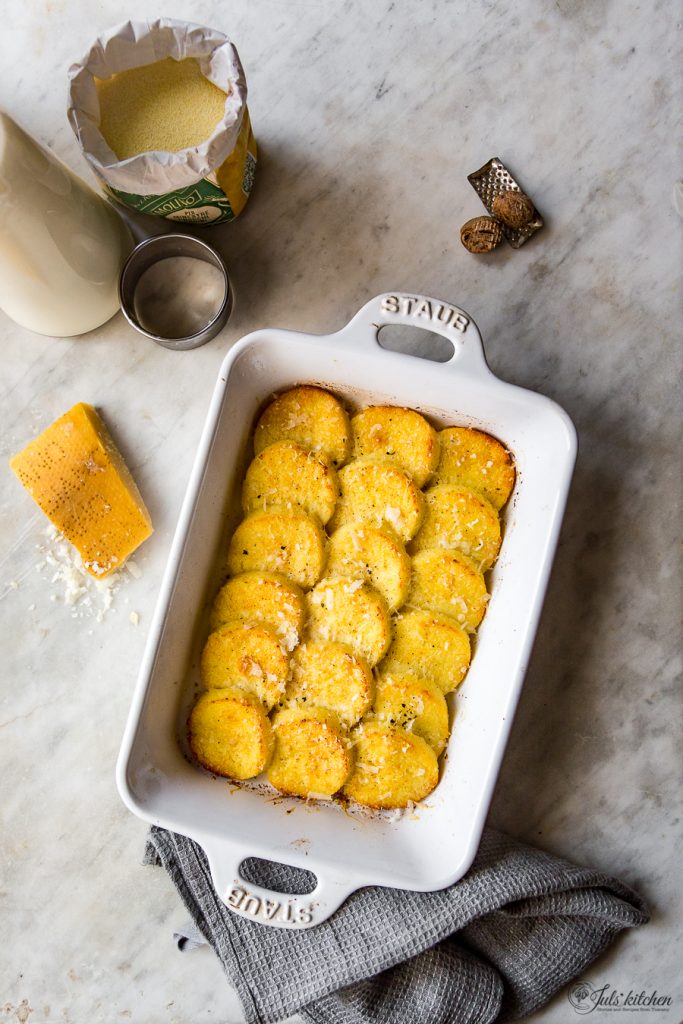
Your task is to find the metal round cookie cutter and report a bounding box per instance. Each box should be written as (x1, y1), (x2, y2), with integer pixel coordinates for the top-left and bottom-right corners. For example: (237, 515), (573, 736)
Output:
(119, 234), (233, 350)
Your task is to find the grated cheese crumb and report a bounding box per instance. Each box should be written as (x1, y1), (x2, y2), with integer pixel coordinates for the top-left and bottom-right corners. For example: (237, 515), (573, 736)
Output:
(384, 506), (402, 529)
(34, 524), (123, 622)
(344, 579), (364, 594)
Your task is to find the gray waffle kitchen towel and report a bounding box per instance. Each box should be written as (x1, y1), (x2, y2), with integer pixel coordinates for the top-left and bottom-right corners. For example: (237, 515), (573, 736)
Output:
(144, 827), (648, 1024)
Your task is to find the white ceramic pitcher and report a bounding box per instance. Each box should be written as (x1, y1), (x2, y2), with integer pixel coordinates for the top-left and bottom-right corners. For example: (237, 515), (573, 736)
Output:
(0, 112), (132, 337)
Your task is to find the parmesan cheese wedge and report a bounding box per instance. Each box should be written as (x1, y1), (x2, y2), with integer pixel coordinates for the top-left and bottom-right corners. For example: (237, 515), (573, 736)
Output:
(10, 403), (152, 578)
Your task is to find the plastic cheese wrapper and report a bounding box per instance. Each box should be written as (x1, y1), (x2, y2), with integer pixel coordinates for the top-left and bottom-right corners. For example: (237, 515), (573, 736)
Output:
(67, 18), (256, 225)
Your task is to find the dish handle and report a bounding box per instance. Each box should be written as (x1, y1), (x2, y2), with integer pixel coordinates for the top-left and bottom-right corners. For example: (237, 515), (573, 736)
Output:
(339, 292), (491, 377)
(203, 838), (357, 929)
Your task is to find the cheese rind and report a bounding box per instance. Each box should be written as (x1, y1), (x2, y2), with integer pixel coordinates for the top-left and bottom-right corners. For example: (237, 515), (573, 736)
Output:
(10, 403), (152, 577)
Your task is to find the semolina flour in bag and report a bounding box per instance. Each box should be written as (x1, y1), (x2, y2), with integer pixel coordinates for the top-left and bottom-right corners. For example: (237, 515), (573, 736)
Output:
(68, 19), (256, 225)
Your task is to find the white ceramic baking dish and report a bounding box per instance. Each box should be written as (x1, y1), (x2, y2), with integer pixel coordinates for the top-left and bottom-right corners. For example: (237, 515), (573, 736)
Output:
(117, 293), (576, 929)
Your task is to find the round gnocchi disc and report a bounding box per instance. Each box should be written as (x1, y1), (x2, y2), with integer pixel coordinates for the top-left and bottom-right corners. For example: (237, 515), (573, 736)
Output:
(242, 441), (339, 524)
(343, 723), (439, 809)
(200, 621), (289, 710)
(209, 571), (305, 650)
(411, 484), (501, 570)
(328, 457), (425, 543)
(374, 670), (450, 755)
(435, 426), (515, 510)
(382, 608), (471, 694)
(226, 510), (326, 589)
(351, 406), (440, 487)
(287, 641), (373, 725)
(408, 548), (488, 631)
(267, 706), (353, 798)
(306, 576), (391, 667)
(254, 386), (350, 467)
(189, 688), (273, 780)
(326, 521), (410, 611)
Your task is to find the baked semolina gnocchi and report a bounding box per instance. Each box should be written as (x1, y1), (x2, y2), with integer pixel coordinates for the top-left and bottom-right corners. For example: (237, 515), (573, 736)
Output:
(435, 426), (515, 510)
(408, 548), (488, 632)
(326, 521), (410, 611)
(242, 441), (339, 524)
(351, 406), (439, 487)
(329, 457), (425, 543)
(382, 608), (471, 694)
(306, 576), (391, 667)
(189, 689), (273, 780)
(342, 722), (439, 809)
(374, 670), (450, 755)
(188, 387), (514, 811)
(200, 620), (289, 710)
(254, 385), (350, 467)
(411, 484), (501, 570)
(287, 641), (373, 726)
(209, 570), (305, 649)
(226, 509), (326, 589)
(267, 706), (353, 798)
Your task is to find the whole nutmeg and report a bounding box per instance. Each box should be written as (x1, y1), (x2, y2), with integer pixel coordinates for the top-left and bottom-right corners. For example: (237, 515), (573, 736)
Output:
(460, 216), (503, 254)
(491, 190), (535, 228)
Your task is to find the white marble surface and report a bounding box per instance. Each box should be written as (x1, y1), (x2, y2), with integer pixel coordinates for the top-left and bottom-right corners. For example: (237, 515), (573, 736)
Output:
(1, 1), (681, 1022)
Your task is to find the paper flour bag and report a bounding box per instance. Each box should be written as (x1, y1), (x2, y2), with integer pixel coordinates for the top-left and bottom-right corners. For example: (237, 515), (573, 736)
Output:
(68, 18), (257, 225)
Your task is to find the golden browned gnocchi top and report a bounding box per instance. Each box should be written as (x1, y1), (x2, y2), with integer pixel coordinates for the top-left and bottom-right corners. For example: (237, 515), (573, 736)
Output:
(254, 385), (351, 467)
(188, 386), (515, 812)
(351, 406), (440, 487)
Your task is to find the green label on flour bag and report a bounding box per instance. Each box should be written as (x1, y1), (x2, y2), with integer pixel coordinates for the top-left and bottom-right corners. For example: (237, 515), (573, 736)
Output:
(107, 179), (236, 225)
(104, 117), (257, 226)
